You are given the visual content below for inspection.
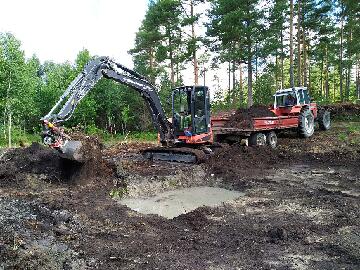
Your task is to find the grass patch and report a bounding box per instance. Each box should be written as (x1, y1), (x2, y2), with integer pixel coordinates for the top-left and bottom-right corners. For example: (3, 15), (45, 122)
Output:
(0, 126), (41, 148)
(336, 121), (360, 146)
(110, 187), (129, 199)
(82, 125), (157, 143)
(103, 131), (158, 147)
(333, 115), (360, 122)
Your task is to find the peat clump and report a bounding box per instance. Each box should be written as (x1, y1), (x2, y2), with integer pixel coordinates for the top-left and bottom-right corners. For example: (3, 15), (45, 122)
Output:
(225, 105), (276, 129)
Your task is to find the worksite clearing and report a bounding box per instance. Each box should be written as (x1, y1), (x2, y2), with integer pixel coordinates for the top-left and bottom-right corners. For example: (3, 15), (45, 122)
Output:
(1, 105), (360, 269)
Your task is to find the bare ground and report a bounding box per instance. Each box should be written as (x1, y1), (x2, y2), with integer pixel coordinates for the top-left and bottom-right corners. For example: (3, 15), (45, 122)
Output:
(0, 121), (359, 270)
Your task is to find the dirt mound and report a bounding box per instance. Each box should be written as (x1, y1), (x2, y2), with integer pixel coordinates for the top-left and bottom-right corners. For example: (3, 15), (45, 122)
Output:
(225, 105), (276, 129)
(65, 133), (113, 184)
(205, 144), (288, 187)
(321, 103), (360, 119)
(0, 143), (63, 186)
(211, 109), (236, 118)
(0, 140), (113, 188)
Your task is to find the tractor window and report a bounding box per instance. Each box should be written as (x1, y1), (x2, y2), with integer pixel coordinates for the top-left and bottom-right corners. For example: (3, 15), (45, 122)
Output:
(275, 95), (287, 107)
(298, 90), (305, 104)
(193, 88), (207, 134)
(303, 89), (310, 104)
(275, 92), (297, 107)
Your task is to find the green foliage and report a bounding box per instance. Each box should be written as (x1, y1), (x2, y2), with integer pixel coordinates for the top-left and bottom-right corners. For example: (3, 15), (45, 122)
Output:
(0, 126), (41, 147)
(253, 73), (276, 105)
(109, 187), (129, 199)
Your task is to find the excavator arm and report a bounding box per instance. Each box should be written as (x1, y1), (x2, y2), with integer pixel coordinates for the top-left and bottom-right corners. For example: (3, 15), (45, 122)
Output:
(41, 56), (174, 158)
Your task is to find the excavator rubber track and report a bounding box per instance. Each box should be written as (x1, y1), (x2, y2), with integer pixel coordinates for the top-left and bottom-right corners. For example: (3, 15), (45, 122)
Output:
(141, 147), (207, 163)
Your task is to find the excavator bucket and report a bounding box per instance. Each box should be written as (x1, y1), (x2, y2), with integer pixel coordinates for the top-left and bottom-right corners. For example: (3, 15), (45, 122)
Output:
(59, 140), (85, 161)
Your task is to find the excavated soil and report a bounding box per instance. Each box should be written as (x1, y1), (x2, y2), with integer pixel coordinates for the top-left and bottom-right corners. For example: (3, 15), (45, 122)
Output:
(225, 105), (276, 129)
(321, 103), (360, 119)
(0, 140), (112, 188)
(1, 121), (360, 269)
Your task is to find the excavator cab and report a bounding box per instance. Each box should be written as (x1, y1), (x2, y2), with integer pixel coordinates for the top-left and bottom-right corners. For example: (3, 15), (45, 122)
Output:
(172, 86), (212, 144)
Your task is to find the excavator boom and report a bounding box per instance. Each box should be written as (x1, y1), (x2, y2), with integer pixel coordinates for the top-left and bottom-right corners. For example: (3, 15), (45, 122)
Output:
(42, 57), (176, 161)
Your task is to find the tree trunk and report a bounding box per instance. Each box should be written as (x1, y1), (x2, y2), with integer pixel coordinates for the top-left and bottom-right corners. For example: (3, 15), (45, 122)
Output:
(190, 0), (199, 85)
(168, 34), (175, 87)
(357, 60), (360, 100)
(232, 61), (236, 105)
(8, 112), (12, 148)
(345, 29), (352, 101)
(297, 0), (302, 86)
(289, 0), (295, 88)
(149, 47), (155, 84)
(228, 61), (231, 104)
(303, 32), (307, 87)
(281, 30), (285, 88)
(203, 67), (206, 86)
(325, 45), (329, 99)
(255, 43), (258, 81)
(248, 56), (253, 108)
(346, 66), (351, 101)
(320, 57), (324, 97)
(339, 3), (344, 102)
(239, 62), (243, 106)
(5, 70), (12, 146)
(308, 61), (312, 94)
(333, 72), (336, 101)
(176, 62), (180, 82)
(275, 53), (279, 90)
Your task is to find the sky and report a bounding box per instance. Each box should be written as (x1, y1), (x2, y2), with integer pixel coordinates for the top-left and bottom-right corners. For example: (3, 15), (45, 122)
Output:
(0, 0), (232, 96)
(0, 0), (148, 67)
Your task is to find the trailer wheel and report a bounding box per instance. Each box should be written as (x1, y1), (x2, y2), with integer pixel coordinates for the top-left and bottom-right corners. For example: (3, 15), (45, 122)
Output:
(318, 110), (331, 130)
(266, 131), (277, 148)
(298, 108), (314, 138)
(249, 133), (266, 146)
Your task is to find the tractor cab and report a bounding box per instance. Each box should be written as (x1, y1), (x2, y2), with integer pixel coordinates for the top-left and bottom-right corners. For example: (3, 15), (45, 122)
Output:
(272, 87), (314, 116)
(273, 87), (311, 108)
(172, 86), (212, 144)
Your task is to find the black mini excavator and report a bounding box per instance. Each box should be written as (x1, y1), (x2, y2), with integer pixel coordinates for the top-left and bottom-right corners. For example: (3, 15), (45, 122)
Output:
(41, 57), (212, 163)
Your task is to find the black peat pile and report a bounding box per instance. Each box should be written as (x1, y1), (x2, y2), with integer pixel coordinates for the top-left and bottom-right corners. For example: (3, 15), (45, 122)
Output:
(0, 139), (113, 188)
(225, 105), (276, 129)
(205, 144), (288, 188)
(321, 103), (360, 120)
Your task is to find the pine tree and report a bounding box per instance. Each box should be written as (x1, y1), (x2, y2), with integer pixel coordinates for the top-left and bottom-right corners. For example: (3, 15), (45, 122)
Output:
(208, 0), (267, 107)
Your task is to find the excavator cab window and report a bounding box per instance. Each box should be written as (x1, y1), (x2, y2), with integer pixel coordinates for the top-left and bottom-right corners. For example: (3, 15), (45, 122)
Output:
(192, 87), (209, 134)
(172, 86), (210, 136)
(172, 88), (192, 135)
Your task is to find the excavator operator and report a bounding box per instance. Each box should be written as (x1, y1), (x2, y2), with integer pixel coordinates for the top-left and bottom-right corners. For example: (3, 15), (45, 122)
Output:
(179, 110), (192, 136)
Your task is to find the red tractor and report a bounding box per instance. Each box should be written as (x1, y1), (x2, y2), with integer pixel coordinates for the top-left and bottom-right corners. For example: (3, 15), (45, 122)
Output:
(211, 87), (331, 148)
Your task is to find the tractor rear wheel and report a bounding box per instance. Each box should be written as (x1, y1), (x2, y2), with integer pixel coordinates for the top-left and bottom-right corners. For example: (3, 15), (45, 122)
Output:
(318, 110), (331, 130)
(249, 133), (266, 146)
(298, 108), (314, 138)
(266, 131), (277, 148)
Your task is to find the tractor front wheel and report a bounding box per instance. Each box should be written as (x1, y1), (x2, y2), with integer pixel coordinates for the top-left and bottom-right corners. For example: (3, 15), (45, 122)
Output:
(318, 110), (331, 130)
(298, 108), (315, 138)
(249, 133), (266, 146)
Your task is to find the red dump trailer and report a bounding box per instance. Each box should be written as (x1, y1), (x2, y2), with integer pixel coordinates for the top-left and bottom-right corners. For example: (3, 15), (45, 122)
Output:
(211, 114), (300, 148)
